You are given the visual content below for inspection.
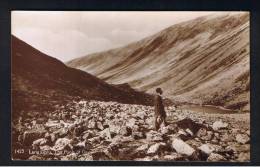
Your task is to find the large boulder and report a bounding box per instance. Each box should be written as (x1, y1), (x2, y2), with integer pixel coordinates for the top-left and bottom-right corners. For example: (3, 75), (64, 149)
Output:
(212, 120), (228, 131)
(172, 138), (195, 156)
(207, 153), (226, 162)
(198, 144), (215, 155)
(147, 142), (166, 155)
(198, 144), (222, 155)
(236, 134), (250, 144)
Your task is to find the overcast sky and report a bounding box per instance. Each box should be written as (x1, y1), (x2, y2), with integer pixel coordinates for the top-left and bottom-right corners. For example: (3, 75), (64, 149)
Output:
(12, 11), (221, 62)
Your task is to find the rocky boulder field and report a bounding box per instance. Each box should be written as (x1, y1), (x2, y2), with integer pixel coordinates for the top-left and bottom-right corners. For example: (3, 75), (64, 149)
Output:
(12, 100), (250, 161)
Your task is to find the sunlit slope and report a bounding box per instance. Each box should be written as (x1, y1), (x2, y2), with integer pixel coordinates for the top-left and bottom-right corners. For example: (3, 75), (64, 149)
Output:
(67, 13), (249, 110)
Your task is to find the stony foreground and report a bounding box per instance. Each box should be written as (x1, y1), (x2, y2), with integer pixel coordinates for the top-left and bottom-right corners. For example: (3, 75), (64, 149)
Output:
(12, 100), (250, 161)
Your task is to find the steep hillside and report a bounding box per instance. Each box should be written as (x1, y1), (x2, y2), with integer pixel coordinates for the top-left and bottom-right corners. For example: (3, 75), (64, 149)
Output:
(11, 36), (154, 119)
(67, 13), (250, 111)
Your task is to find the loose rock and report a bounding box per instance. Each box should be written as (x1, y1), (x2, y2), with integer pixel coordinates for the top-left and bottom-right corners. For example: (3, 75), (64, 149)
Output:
(236, 134), (250, 144)
(172, 138), (195, 156)
(198, 144), (220, 155)
(147, 142), (166, 154)
(212, 120), (228, 131)
(207, 153), (226, 162)
(52, 138), (72, 151)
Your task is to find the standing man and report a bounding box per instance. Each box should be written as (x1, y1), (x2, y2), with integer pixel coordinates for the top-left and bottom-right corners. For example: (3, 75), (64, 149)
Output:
(154, 88), (167, 131)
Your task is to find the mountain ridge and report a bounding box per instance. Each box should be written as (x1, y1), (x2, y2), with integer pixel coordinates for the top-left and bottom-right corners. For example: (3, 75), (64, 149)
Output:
(11, 35), (155, 119)
(67, 13), (250, 111)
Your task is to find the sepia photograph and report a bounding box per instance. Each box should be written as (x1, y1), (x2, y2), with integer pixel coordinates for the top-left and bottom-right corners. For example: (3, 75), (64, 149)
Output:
(11, 11), (250, 161)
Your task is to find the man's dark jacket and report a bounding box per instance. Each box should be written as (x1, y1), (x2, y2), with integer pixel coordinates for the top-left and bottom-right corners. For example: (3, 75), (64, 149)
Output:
(154, 95), (166, 118)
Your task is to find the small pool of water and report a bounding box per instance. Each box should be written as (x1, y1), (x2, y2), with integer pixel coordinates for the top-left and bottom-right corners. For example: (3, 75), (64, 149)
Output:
(181, 105), (240, 114)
